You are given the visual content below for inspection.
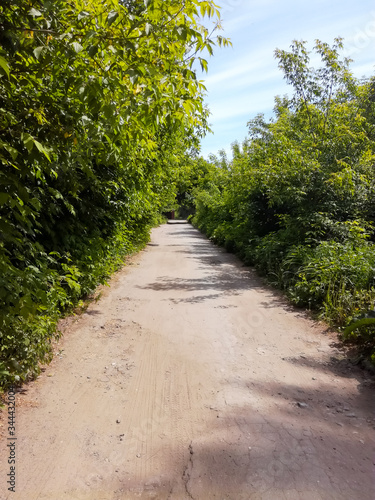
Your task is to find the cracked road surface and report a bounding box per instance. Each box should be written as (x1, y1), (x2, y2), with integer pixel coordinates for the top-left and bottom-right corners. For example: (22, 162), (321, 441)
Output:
(1, 223), (374, 499)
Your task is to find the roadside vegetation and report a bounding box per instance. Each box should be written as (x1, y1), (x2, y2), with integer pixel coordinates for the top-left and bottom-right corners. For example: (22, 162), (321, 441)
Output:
(0, 0), (229, 387)
(189, 39), (375, 365)
(2, 1), (374, 390)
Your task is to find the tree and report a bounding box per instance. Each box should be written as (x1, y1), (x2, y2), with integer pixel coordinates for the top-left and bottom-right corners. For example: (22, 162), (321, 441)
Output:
(274, 38), (355, 137)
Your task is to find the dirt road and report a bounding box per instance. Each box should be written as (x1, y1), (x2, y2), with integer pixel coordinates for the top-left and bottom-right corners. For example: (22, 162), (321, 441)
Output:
(1, 223), (374, 500)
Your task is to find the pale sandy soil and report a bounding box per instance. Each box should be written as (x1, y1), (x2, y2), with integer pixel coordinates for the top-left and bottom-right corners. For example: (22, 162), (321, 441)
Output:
(0, 223), (374, 500)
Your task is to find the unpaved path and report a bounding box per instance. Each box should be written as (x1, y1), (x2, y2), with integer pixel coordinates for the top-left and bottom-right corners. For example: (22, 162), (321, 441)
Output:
(1, 223), (374, 500)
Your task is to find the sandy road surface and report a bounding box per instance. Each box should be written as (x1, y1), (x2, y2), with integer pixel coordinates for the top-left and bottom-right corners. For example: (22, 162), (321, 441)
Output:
(1, 223), (375, 500)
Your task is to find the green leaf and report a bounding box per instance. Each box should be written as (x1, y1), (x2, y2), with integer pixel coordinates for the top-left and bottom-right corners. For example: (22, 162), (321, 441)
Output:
(344, 312), (375, 336)
(34, 140), (51, 162)
(0, 140), (18, 160)
(21, 133), (51, 161)
(127, 69), (139, 84)
(21, 133), (34, 153)
(0, 56), (10, 79)
(0, 193), (10, 205)
(88, 45), (99, 57)
(33, 46), (45, 60)
(107, 11), (119, 26)
(199, 58), (208, 72)
(177, 26), (187, 41)
(200, 4), (207, 17)
(182, 100), (194, 114)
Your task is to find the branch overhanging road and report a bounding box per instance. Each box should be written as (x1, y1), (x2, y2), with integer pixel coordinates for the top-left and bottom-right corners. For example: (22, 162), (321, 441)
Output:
(1, 223), (374, 500)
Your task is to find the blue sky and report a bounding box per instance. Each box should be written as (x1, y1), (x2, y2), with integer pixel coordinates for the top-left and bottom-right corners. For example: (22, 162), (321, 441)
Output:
(198, 0), (375, 159)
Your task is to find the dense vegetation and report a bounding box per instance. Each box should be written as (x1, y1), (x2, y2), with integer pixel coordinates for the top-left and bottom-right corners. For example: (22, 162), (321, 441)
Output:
(190, 39), (375, 364)
(0, 0), (229, 387)
(2, 4), (374, 389)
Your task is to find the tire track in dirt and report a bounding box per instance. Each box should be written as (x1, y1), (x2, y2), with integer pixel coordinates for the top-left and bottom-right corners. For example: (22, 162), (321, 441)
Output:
(0, 223), (374, 499)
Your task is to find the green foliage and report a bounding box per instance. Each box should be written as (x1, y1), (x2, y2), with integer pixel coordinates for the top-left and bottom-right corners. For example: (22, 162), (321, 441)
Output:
(0, 0), (229, 387)
(191, 39), (375, 363)
(288, 240), (375, 313)
(344, 312), (375, 363)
